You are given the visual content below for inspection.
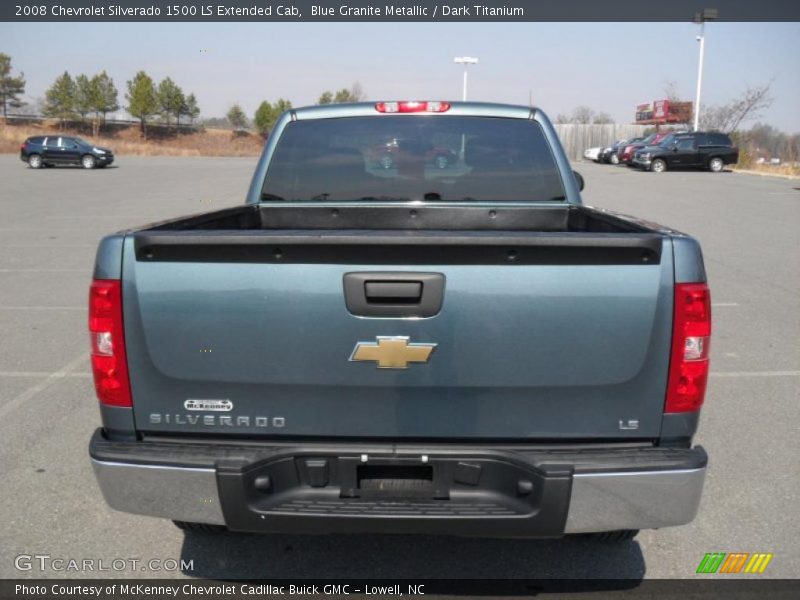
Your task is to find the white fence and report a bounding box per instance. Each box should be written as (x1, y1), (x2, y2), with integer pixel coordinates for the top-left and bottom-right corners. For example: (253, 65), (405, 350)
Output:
(555, 124), (649, 161)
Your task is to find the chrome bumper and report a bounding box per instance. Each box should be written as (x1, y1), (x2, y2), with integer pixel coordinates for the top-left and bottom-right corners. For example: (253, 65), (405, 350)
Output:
(92, 459), (226, 525)
(564, 467), (705, 533)
(91, 459), (705, 534)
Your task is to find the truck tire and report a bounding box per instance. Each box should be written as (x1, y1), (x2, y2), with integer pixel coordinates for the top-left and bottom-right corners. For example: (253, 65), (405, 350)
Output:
(650, 159), (667, 173)
(82, 155), (97, 169)
(584, 529), (639, 542)
(28, 154), (43, 169)
(172, 520), (228, 533)
(708, 157), (724, 172)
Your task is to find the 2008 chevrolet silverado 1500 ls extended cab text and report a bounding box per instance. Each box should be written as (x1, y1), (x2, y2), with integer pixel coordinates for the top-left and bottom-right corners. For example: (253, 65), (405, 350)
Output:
(89, 101), (711, 540)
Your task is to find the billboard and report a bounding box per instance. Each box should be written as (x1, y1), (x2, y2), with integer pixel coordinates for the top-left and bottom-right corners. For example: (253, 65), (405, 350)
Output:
(635, 99), (692, 124)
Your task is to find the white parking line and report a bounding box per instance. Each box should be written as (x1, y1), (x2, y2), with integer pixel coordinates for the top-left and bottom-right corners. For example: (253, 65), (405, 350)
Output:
(0, 371), (90, 378)
(0, 306), (84, 310)
(710, 371), (800, 378)
(712, 302), (740, 307)
(0, 352), (89, 419)
(0, 268), (87, 272)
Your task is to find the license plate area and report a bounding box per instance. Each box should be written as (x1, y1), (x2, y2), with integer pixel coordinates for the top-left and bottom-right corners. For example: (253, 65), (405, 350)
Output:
(357, 464), (434, 498)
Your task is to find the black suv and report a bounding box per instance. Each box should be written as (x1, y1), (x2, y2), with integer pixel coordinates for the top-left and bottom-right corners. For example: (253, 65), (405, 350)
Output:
(632, 132), (738, 173)
(20, 136), (114, 169)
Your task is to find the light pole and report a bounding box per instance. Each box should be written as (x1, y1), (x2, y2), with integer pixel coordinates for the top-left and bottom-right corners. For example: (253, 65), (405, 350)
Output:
(453, 56), (479, 101)
(693, 8), (718, 132)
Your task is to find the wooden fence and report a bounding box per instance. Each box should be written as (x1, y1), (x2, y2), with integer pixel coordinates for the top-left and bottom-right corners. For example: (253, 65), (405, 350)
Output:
(554, 124), (649, 161)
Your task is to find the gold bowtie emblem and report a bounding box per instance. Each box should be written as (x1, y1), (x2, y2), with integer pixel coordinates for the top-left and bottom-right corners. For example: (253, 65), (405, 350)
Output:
(350, 336), (437, 369)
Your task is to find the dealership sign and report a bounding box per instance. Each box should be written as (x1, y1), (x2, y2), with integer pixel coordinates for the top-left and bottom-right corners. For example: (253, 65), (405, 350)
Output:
(635, 99), (693, 124)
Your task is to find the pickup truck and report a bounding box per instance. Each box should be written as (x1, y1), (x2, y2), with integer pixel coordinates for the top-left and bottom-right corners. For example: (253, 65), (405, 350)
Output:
(89, 101), (710, 541)
(632, 132), (738, 173)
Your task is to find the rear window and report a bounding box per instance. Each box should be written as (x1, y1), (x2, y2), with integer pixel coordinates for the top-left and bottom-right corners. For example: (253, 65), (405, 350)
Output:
(26, 137), (44, 145)
(706, 133), (731, 146)
(262, 116), (565, 202)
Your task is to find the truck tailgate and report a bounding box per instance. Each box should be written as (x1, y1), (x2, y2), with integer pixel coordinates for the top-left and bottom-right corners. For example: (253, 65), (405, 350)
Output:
(122, 229), (673, 440)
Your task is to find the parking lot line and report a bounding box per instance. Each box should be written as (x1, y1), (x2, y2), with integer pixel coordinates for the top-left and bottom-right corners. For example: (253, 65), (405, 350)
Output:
(0, 352), (89, 420)
(0, 268), (87, 272)
(0, 371), (91, 378)
(0, 244), (95, 248)
(0, 306), (84, 310)
(710, 370), (800, 378)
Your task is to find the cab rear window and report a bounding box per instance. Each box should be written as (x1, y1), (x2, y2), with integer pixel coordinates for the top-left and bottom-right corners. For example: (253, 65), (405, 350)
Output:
(262, 116), (565, 202)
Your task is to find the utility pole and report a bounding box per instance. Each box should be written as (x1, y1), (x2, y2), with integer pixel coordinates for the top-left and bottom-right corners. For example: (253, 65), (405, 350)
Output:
(693, 9), (718, 131)
(453, 56), (479, 101)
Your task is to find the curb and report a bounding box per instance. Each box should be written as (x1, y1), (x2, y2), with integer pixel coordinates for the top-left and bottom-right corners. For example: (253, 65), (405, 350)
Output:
(732, 169), (800, 180)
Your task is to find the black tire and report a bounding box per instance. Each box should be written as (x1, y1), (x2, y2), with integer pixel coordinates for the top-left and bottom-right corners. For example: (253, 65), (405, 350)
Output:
(650, 158), (667, 173)
(81, 154), (97, 169)
(708, 157), (724, 172)
(584, 529), (639, 542)
(28, 154), (43, 169)
(172, 520), (227, 533)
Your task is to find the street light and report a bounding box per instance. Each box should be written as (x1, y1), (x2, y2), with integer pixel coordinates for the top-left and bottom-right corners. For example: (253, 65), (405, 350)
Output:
(693, 8), (718, 131)
(453, 56), (479, 101)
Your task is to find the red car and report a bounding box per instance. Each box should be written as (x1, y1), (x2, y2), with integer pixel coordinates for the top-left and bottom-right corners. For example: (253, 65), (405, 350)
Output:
(621, 132), (674, 165)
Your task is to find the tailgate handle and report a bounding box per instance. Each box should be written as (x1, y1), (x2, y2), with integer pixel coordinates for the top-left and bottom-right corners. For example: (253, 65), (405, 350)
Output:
(344, 272), (445, 318)
(365, 281), (422, 304)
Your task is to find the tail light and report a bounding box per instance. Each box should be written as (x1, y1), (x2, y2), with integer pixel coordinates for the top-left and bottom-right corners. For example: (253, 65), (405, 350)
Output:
(89, 279), (132, 407)
(665, 283), (711, 413)
(375, 101), (451, 113)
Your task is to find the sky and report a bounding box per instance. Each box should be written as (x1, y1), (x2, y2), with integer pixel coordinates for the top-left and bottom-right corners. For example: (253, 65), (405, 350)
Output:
(2, 21), (799, 132)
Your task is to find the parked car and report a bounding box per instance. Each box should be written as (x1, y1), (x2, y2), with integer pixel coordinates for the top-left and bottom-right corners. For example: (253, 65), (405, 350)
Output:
(583, 146), (602, 162)
(621, 132), (676, 166)
(632, 132), (738, 173)
(598, 140), (627, 164)
(88, 101), (710, 541)
(616, 137), (645, 165)
(20, 135), (114, 169)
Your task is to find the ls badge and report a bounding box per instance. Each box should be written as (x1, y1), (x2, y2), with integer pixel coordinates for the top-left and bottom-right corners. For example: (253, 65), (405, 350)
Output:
(350, 336), (437, 369)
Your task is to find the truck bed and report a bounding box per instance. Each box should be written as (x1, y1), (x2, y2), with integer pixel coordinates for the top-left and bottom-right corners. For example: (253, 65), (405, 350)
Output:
(133, 204), (664, 266)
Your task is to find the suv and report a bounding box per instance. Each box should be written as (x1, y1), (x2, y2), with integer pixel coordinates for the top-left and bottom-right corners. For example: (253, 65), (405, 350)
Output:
(20, 136), (114, 169)
(632, 132), (738, 173)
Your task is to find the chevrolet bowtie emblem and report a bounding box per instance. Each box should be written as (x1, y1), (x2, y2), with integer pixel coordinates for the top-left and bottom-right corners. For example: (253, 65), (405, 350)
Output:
(350, 336), (437, 369)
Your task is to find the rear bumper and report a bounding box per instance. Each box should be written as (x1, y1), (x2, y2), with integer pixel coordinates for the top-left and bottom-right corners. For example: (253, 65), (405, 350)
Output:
(90, 430), (707, 537)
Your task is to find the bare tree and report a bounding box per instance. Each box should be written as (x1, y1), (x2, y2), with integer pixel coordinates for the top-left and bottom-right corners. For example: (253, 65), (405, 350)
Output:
(699, 81), (774, 133)
(571, 105), (594, 124)
(663, 80), (682, 102)
(592, 112), (614, 124)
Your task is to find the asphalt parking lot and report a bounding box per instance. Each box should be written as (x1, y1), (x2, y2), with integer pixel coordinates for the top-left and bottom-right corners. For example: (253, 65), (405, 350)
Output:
(0, 155), (797, 580)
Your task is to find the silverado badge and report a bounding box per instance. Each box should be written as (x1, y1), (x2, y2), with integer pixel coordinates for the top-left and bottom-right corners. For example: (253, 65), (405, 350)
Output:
(350, 336), (437, 369)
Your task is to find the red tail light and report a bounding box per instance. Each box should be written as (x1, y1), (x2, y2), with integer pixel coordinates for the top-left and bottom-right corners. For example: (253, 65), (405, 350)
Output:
(375, 101), (451, 113)
(665, 283), (711, 413)
(89, 280), (132, 407)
